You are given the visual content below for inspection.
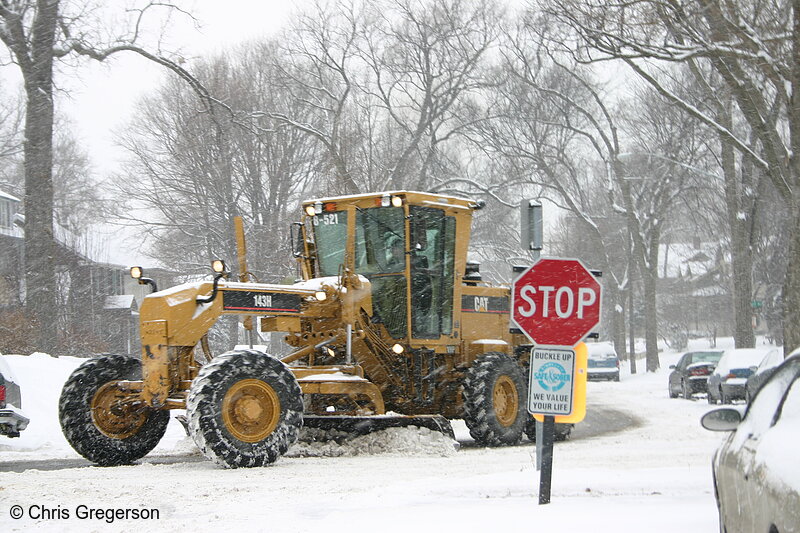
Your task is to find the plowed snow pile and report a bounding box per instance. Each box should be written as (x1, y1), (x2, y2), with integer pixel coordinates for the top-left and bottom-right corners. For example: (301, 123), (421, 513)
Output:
(290, 426), (459, 457)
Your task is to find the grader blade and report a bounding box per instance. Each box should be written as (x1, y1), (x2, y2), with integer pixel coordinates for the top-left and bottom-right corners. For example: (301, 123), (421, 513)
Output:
(302, 414), (455, 440)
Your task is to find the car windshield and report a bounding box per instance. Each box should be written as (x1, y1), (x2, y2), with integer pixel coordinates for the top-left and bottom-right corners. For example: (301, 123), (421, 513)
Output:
(689, 351), (723, 365)
(588, 357), (617, 368)
(756, 349), (784, 374)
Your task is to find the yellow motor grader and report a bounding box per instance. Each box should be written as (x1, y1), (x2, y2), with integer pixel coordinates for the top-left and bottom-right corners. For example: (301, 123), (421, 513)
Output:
(59, 191), (564, 468)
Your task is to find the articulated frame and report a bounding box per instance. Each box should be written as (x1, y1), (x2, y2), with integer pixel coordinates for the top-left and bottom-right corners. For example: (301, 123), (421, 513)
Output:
(117, 274), (385, 416)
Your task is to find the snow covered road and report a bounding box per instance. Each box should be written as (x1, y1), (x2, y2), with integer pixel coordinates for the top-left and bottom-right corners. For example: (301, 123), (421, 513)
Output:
(0, 348), (729, 532)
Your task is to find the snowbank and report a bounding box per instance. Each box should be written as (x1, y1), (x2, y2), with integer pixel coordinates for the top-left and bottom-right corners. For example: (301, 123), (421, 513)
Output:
(0, 353), (460, 461)
(0, 354), (85, 454)
(0, 341), (746, 532)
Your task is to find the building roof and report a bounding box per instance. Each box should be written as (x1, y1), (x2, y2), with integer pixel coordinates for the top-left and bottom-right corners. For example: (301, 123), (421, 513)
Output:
(104, 294), (137, 310)
(0, 189), (20, 202)
(658, 241), (723, 280)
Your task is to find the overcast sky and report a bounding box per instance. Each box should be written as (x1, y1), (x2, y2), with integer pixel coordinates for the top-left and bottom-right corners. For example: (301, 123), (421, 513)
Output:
(63, 0), (297, 177)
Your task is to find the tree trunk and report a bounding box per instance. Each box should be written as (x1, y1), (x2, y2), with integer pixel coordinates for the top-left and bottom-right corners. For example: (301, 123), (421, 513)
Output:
(23, 85), (57, 352)
(784, 205), (800, 353)
(19, 1), (59, 353)
(642, 262), (660, 372)
(617, 161), (660, 372)
(628, 281), (637, 374)
(727, 201), (755, 349)
(785, 3), (800, 353)
(719, 108), (755, 349)
(610, 285), (626, 361)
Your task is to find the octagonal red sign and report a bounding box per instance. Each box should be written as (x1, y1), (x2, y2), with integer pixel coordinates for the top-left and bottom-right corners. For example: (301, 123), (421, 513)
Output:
(511, 257), (601, 346)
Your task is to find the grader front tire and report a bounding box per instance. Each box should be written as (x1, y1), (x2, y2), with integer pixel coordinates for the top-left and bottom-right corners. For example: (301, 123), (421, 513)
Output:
(59, 354), (169, 466)
(462, 352), (528, 446)
(187, 350), (303, 468)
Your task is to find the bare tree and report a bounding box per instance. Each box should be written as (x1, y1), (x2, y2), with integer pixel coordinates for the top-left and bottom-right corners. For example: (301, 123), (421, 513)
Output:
(358, 0), (500, 190)
(0, 0), (201, 352)
(264, 0), (500, 195)
(3, 115), (103, 234)
(475, 11), (712, 371)
(549, 0), (800, 350)
(270, 0), (364, 194)
(116, 46), (317, 281)
(0, 85), (23, 176)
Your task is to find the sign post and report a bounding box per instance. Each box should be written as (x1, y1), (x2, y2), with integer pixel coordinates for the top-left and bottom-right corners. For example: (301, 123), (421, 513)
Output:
(511, 257), (601, 505)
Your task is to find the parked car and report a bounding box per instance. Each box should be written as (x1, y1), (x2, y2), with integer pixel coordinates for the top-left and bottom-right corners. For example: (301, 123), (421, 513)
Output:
(524, 419), (574, 442)
(707, 348), (777, 404)
(701, 352), (800, 532)
(744, 347), (789, 403)
(668, 350), (724, 399)
(586, 342), (620, 382)
(0, 356), (29, 437)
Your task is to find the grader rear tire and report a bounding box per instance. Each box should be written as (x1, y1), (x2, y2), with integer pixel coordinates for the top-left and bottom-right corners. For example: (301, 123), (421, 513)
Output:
(187, 350), (303, 468)
(462, 352), (527, 446)
(59, 354), (169, 466)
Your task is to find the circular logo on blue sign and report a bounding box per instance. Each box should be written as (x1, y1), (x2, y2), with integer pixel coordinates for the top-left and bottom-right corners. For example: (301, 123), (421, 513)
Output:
(534, 362), (570, 392)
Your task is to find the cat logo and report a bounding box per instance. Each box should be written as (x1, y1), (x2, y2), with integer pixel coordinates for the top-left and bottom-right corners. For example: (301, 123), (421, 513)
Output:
(474, 296), (489, 312)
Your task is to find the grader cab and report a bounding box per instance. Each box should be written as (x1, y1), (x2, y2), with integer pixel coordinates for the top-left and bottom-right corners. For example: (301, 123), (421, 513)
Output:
(59, 191), (553, 468)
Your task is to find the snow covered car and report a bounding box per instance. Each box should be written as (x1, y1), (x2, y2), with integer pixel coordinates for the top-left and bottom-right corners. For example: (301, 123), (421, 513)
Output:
(701, 352), (800, 533)
(707, 348), (777, 404)
(586, 342), (620, 382)
(668, 350), (724, 399)
(744, 347), (790, 403)
(0, 356), (29, 437)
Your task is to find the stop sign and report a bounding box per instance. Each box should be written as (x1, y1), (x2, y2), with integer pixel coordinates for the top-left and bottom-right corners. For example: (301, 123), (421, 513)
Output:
(511, 257), (601, 346)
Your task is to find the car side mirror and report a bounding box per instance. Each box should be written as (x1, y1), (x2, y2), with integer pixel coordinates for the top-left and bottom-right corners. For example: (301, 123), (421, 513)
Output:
(701, 408), (742, 432)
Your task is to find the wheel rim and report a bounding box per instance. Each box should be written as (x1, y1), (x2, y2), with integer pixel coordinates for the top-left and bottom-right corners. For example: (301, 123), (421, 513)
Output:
(222, 379), (281, 443)
(493, 375), (519, 427)
(91, 381), (147, 439)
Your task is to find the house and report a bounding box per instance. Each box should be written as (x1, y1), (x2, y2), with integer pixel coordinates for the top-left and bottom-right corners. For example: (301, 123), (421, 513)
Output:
(0, 190), (24, 309)
(0, 187), (178, 355)
(658, 238), (733, 342)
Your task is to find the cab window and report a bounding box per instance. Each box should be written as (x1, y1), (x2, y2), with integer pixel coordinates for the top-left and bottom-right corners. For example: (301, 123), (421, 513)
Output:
(311, 211), (348, 277)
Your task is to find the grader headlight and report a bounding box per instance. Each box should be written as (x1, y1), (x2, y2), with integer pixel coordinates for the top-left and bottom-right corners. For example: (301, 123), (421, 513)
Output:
(314, 290), (328, 302)
(391, 195), (404, 208)
(211, 259), (227, 274)
(304, 205), (316, 217)
(130, 265), (158, 292)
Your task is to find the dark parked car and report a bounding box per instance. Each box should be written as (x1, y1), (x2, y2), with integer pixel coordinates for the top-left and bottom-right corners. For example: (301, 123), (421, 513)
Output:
(668, 350), (724, 399)
(701, 352), (800, 532)
(0, 356), (29, 437)
(707, 348), (776, 404)
(745, 348), (791, 403)
(587, 342), (620, 382)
